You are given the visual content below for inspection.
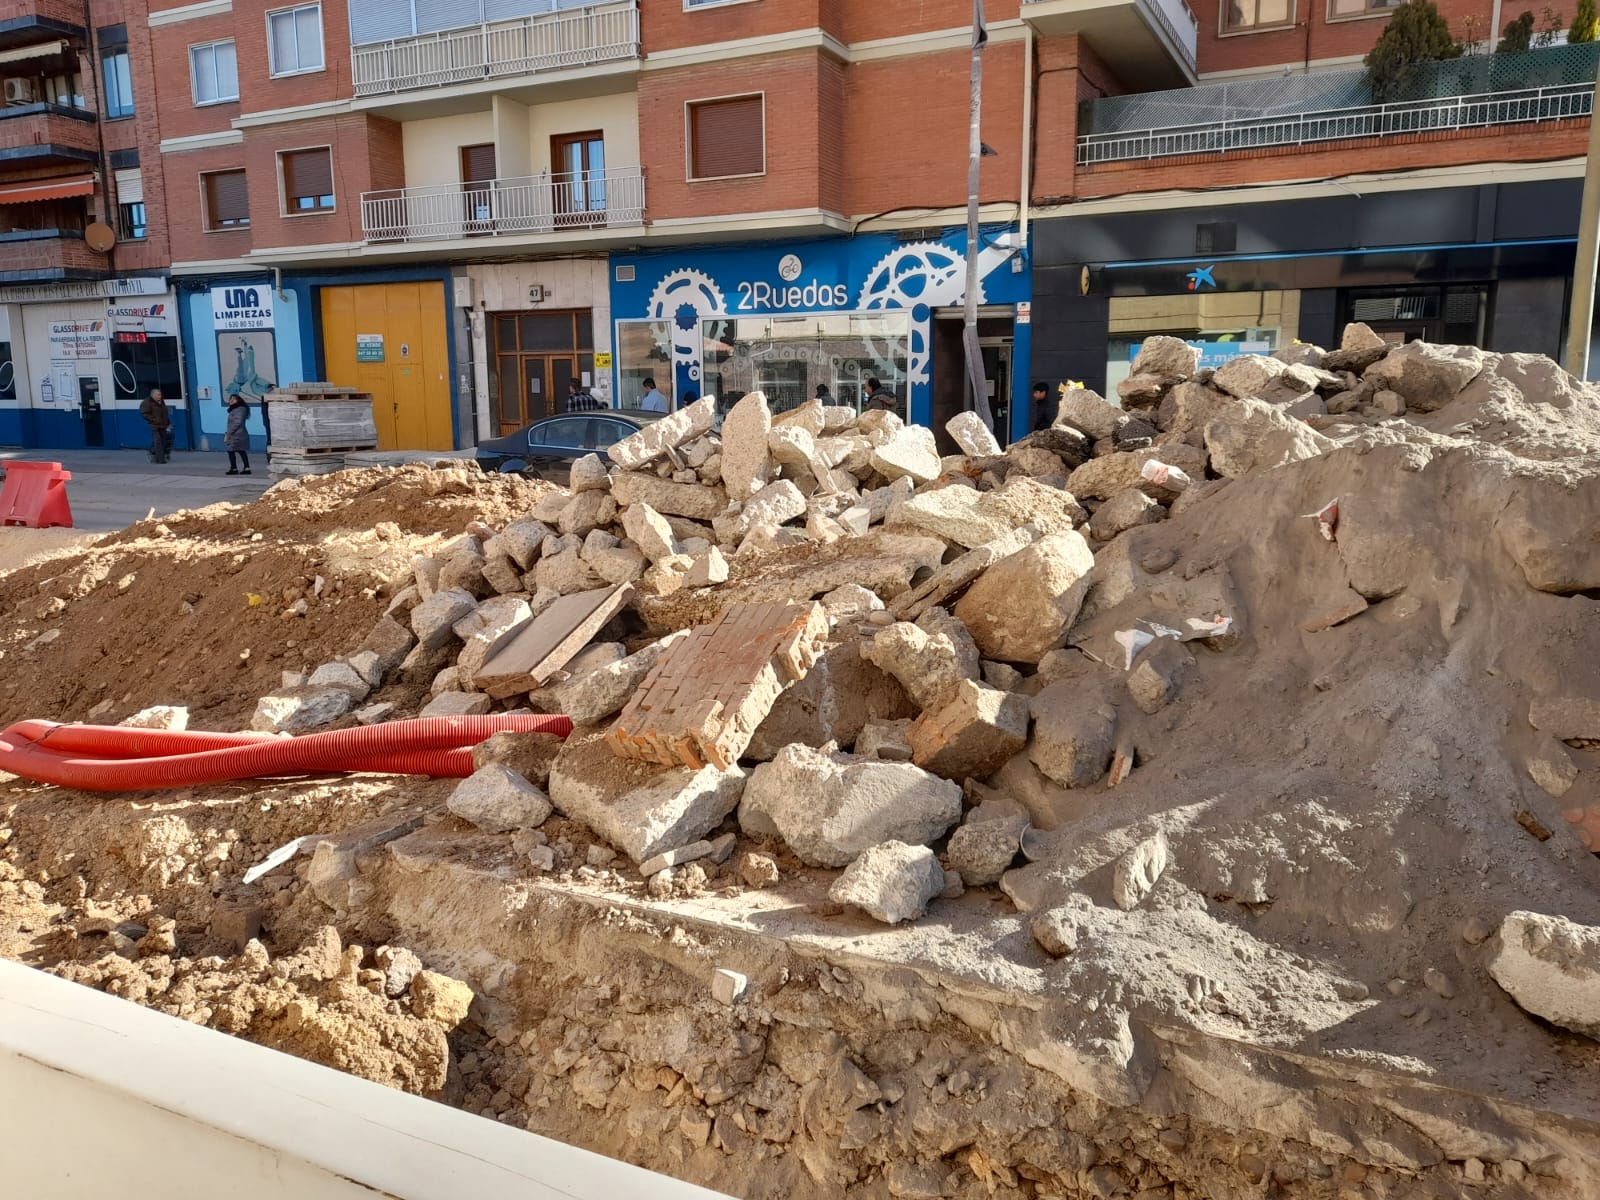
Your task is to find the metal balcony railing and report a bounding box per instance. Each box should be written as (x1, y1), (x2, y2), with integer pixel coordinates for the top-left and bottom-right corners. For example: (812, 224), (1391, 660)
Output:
(351, 0), (639, 97)
(361, 167), (645, 243)
(1077, 43), (1598, 165)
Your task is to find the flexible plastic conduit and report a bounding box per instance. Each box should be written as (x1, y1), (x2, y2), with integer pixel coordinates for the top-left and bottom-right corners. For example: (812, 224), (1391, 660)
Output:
(0, 716), (573, 793)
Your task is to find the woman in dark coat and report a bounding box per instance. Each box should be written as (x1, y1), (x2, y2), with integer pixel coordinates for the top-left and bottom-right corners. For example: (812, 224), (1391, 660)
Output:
(223, 393), (252, 475)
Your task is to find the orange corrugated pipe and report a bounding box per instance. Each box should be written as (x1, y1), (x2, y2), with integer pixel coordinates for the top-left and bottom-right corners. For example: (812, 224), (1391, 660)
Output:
(0, 716), (572, 793)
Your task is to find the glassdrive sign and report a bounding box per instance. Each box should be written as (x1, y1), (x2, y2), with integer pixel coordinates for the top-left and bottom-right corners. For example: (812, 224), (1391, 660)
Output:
(211, 285), (275, 331)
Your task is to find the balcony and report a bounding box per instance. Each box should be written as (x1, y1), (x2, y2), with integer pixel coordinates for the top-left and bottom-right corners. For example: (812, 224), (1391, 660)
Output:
(0, 104), (99, 170)
(1077, 43), (1597, 166)
(1024, 0), (1197, 89)
(0, 230), (108, 283)
(0, 2), (87, 51)
(351, 0), (639, 106)
(361, 166), (645, 245)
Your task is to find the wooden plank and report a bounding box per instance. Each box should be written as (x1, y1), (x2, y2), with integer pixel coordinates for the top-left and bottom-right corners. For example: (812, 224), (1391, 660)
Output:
(475, 584), (635, 700)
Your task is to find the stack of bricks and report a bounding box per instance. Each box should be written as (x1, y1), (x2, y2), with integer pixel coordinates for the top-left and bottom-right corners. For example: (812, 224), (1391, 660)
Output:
(608, 601), (829, 770)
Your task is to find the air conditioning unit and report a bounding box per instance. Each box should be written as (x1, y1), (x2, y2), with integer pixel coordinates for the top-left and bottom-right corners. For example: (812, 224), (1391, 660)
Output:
(4, 78), (37, 105)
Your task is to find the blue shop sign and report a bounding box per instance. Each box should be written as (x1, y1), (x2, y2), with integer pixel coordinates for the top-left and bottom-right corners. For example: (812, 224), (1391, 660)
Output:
(610, 227), (1031, 430)
(1130, 340), (1271, 370)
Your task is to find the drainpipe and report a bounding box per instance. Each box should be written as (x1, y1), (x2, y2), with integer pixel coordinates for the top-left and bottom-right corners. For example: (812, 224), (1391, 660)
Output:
(1019, 23), (1034, 256)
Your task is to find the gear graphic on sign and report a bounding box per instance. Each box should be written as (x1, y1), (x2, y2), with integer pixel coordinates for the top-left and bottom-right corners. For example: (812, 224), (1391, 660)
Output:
(646, 268), (726, 382)
(856, 242), (978, 385)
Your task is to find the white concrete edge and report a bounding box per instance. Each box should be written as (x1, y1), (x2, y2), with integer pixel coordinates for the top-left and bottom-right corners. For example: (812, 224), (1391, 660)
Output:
(233, 98), (354, 129)
(159, 129), (244, 153)
(147, 0), (233, 27)
(0, 959), (730, 1200)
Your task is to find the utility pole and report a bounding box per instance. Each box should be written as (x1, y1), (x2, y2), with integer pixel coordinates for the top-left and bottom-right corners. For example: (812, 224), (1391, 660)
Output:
(1564, 56), (1600, 380)
(963, 0), (996, 432)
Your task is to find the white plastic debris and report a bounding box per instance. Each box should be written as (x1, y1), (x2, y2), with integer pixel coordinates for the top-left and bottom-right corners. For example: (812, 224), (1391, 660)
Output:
(1185, 615), (1233, 638)
(1301, 498), (1339, 542)
(1140, 460), (1192, 490)
(243, 833), (321, 884)
(1114, 629), (1155, 670)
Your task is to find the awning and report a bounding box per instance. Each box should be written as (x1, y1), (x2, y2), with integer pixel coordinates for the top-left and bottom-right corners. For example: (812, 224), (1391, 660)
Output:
(0, 176), (94, 205)
(0, 39), (66, 64)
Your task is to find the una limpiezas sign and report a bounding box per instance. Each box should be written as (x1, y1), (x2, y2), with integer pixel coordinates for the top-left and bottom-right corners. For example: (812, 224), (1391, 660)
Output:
(211, 285), (275, 331)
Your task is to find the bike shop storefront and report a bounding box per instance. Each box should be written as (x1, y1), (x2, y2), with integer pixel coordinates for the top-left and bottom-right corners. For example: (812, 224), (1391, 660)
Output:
(608, 226), (1033, 444)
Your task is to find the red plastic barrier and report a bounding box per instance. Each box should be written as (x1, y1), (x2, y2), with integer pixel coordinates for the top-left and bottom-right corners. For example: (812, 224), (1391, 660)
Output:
(0, 461), (73, 528)
(0, 715), (573, 792)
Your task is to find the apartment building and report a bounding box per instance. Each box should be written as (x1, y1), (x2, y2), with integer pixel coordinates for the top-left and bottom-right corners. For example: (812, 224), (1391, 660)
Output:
(0, 0), (1591, 450)
(1025, 0), (1595, 391)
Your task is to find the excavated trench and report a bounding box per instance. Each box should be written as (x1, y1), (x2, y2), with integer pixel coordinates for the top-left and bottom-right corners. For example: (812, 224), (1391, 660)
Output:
(2, 772), (1595, 1200)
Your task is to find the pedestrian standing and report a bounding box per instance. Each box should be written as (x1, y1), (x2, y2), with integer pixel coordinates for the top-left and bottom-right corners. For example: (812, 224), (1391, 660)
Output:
(140, 387), (173, 463)
(864, 377), (900, 413)
(565, 380), (602, 411)
(1031, 381), (1057, 431)
(223, 392), (252, 475)
(639, 377), (668, 413)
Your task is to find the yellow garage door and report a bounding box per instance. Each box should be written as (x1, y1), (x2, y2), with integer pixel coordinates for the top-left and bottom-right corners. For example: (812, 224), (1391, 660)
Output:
(320, 282), (453, 451)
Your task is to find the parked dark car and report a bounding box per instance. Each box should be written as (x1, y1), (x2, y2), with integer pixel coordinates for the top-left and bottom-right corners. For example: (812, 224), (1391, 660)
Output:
(476, 409), (664, 483)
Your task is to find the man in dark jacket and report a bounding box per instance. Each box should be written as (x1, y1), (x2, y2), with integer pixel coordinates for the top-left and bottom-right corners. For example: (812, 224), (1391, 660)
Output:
(864, 377), (900, 413)
(1031, 381), (1057, 431)
(140, 388), (173, 463)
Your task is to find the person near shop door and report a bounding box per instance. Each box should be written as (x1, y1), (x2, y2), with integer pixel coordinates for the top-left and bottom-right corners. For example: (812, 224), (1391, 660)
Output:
(864, 377), (900, 413)
(140, 387), (173, 464)
(565, 380), (603, 412)
(1031, 381), (1057, 431)
(223, 393), (253, 475)
(639, 377), (668, 413)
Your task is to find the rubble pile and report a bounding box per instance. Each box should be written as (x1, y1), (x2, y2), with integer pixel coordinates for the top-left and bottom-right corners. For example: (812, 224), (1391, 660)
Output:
(5, 324), (1600, 1197)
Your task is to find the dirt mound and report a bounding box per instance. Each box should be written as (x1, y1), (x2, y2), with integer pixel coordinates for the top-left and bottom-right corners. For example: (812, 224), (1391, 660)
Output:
(0, 465), (543, 731)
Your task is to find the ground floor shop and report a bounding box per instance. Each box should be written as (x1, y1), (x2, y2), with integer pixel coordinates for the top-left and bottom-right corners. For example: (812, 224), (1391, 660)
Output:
(1031, 179), (1581, 399)
(175, 268), (460, 454)
(0, 277), (189, 452)
(608, 227), (1033, 445)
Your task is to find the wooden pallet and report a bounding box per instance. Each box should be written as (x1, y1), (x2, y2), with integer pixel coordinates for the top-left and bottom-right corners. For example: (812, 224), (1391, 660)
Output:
(268, 444), (378, 456)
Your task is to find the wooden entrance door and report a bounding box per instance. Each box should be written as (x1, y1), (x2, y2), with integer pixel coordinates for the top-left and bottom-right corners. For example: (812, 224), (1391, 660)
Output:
(461, 143), (496, 235)
(491, 309), (595, 433)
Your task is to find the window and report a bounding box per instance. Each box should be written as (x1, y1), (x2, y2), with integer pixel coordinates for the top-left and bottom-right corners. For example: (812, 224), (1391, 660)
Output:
(687, 94), (764, 181)
(101, 48), (133, 117)
(190, 40), (239, 104)
(115, 168), (145, 240)
(119, 201), (147, 241)
(202, 169), (250, 230)
(685, 0), (757, 7)
(615, 320), (675, 411)
(268, 4), (324, 77)
(529, 417), (596, 448)
(699, 313), (910, 414)
(281, 147), (334, 213)
(552, 132), (606, 224)
(1328, 0), (1399, 15)
(1222, 0), (1293, 32)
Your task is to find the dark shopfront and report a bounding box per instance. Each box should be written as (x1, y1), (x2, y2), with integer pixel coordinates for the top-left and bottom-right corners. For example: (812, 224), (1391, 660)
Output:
(1030, 178), (1581, 399)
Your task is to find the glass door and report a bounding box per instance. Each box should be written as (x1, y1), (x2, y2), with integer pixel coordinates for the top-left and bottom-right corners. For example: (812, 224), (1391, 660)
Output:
(551, 131), (605, 227)
(489, 310), (594, 433)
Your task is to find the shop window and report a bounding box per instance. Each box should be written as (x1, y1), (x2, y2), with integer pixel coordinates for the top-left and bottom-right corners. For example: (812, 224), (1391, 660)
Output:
(687, 95), (764, 181)
(100, 47), (133, 117)
(1328, 0), (1399, 16)
(615, 320), (675, 410)
(0, 342), (14, 400)
(1344, 284), (1485, 345)
(1222, 0), (1294, 32)
(1105, 290), (1301, 394)
(699, 313), (910, 416)
(191, 40), (239, 105)
(268, 3), (324, 77)
(281, 147), (334, 213)
(202, 169), (250, 231)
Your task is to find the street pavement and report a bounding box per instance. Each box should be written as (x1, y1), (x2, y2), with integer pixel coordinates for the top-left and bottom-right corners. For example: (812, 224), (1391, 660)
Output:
(0, 448), (273, 532)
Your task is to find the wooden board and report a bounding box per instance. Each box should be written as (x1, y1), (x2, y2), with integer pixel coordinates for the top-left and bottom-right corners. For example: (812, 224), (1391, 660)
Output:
(474, 584), (635, 700)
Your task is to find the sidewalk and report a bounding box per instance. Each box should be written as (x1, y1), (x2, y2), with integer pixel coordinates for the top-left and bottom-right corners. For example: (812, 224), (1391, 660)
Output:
(1, 448), (273, 532)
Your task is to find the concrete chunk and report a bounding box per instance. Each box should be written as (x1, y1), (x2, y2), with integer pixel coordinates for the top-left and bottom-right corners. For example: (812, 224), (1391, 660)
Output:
(250, 687), (354, 733)
(1488, 911), (1600, 1040)
(1055, 386), (1126, 440)
(358, 615), (416, 677)
(530, 629), (692, 725)
(569, 453), (610, 491)
(447, 764), (553, 833)
(865, 614), (981, 711)
(946, 813), (1028, 887)
(714, 478), (807, 543)
(740, 744), (961, 867)
(610, 471), (728, 521)
(1205, 397), (1334, 478)
(720, 390), (774, 500)
(1112, 831), (1170, 910)
(420, 691), (493, 717)
(410, 589), (478, 650)
(1127, 639), (1196, 714)
(1029, 683), (1117, 788)
(1129, 335), (1201, 380)
(869, 425), (941, 485)
(307, 662), (371, 702)
(946, 411), (1001, 457)
(828, 841), (945, 924)
(907, 679), (1030, 781)
(955, 531), (1095, 664)
(549, 727), (747, 864)
(621, 502), (680, 562)
(1211, 353), (1287, 400)
(608, 397), (716, 469)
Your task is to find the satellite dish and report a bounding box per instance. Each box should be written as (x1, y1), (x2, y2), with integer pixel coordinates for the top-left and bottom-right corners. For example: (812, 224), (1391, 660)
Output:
(85, 222), (116, 253)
